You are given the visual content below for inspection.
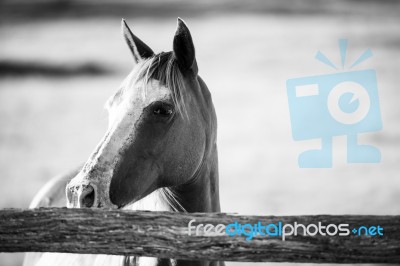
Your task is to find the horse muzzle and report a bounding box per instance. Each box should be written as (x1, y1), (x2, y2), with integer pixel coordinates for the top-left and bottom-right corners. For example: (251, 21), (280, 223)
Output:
(66, 183), (95, 208)
(66, 172), (118, 209)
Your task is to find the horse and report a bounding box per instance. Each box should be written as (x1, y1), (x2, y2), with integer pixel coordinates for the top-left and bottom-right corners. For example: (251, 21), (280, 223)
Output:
(23, 18), (223, 266)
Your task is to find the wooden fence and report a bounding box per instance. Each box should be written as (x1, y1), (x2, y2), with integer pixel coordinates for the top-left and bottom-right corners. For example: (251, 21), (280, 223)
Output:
(0, 208), (399, 263)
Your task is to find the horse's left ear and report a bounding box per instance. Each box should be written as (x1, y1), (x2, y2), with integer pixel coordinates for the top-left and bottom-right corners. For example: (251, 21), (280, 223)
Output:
(173, 18), (198, 75)
(121, 19), (154, 63)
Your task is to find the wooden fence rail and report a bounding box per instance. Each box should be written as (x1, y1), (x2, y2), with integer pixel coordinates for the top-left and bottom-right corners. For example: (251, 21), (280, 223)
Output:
(0, 208), (399, 263)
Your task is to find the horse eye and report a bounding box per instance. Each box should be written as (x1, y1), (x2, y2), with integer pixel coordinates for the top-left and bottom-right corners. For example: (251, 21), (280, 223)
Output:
(152, 103), (174, 116)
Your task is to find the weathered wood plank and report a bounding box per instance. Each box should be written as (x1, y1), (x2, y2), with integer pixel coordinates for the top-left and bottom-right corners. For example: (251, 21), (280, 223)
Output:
(0, 208), (399, 263)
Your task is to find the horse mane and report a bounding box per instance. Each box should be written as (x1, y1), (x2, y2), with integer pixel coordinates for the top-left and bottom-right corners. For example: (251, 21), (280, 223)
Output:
(106, 52), (188, 117)
(123, 187), (186, 213)
(160, 187), (186, 212)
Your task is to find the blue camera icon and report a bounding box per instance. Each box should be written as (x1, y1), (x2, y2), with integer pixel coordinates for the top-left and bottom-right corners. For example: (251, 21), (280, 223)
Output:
(287, 69), (382, 168)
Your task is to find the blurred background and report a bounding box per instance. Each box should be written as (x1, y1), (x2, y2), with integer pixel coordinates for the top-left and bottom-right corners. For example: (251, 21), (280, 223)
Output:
(0, 0), (399, 265)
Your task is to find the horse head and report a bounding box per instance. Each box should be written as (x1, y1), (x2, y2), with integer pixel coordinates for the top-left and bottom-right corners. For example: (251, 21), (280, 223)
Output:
(66, 18), (217, 210)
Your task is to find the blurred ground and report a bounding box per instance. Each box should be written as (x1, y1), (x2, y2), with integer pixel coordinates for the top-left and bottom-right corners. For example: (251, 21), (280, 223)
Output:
(1, 0), (400, 265)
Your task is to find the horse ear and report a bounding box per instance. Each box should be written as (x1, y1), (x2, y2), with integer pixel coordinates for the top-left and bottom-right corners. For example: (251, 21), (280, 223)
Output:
(121, 19), (154, 63)
(173, 18), (198, 74)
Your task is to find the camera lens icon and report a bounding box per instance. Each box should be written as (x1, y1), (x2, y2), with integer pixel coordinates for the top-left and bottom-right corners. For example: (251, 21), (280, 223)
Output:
(327, 81), (371, 125)
(286, 69), (382, 167)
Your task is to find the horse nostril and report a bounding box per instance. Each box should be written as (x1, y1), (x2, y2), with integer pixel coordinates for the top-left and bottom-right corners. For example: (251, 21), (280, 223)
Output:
(81, 185), (95, 208)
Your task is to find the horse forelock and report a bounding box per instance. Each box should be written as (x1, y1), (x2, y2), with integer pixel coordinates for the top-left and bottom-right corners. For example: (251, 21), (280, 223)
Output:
(106, 52), (188, 118)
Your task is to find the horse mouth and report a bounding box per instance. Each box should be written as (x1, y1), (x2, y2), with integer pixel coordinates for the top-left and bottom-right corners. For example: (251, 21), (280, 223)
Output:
(117, 204), (128, 210)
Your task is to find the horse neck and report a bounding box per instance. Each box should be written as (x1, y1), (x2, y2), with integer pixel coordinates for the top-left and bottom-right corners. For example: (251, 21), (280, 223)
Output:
(172, 76), (221, 213)
(172, 143), (220, 213)
(127, 143), (220, 214)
